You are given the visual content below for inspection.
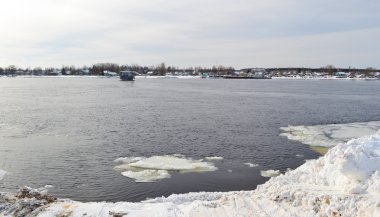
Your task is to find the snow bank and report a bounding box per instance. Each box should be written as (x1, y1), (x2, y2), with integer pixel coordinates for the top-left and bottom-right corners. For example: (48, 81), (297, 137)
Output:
(2, 131), (380, 216)
(114, 155), (217, 182)
(280, 121), (380, 147)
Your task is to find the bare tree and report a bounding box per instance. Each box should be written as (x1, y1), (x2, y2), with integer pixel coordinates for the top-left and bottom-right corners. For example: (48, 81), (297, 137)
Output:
(364, 67), (374, 77)
(324, 65), (336, 76)
(6, 65), (17, 75)
(158, 62), (166, 76)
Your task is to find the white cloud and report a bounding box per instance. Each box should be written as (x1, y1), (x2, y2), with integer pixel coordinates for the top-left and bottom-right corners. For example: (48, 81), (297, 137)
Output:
(0, 0), (379, 68)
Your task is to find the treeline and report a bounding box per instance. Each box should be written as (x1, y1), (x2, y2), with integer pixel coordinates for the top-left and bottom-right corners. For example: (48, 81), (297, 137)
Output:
(90, 63), (235, 76)
(264, 65), (379, 76)
(0, 63), (235, 76)
(2, 63), (377, 76)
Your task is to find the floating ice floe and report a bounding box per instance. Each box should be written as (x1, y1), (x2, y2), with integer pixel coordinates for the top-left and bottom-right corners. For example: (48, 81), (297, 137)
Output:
(244, 163), (259, 167)
(260, 169), (281, 177)
(2, 131), (380, 216)
(121, 170), (171, 182)
(0, 170), (6, 180)
(114, 155), (217, 182)
(280, 120), (380, 147)
(205, 156), (224, 161)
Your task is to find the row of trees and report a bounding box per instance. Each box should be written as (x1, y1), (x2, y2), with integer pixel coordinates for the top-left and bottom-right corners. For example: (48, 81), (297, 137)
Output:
(0, 63), (236, 76)
(267, 65), (379, 76)
(90, 63), (236, 76)
(1, 63), (378, 76)
(319, 65), (377, 76)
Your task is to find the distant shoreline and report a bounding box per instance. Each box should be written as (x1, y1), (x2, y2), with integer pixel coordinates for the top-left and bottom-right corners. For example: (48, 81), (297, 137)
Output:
(1, 75), (379, 80)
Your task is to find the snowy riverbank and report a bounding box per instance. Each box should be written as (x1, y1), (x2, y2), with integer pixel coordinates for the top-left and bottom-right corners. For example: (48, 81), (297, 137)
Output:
(1, 131), (380, 216)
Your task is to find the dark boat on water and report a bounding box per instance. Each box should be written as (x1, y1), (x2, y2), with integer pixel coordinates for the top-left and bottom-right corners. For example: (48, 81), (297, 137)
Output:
(120, 71), (136, 81)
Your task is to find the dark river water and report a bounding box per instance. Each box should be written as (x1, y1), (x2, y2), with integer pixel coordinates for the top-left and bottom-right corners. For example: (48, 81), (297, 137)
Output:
(1, 77), (380, 202)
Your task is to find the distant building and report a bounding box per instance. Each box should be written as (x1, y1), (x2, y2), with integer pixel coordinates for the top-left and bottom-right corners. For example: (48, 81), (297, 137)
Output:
(335, 72), (348, 78)
(79, 69), (90, 75)
(48, 69), (61, 76)
(104, 71), (118, 76)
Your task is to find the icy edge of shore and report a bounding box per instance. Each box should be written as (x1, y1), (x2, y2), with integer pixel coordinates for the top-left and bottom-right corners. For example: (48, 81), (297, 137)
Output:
(2, 131), (380, 217)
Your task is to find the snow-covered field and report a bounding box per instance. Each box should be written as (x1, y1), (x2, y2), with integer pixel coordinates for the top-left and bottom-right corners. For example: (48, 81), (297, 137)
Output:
(1, 129), (380, 216)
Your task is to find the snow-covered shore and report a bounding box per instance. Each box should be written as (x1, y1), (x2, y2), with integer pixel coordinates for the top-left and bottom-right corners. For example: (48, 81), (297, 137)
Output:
(1, 131), (380, 216)
(2, 75), (379, 80)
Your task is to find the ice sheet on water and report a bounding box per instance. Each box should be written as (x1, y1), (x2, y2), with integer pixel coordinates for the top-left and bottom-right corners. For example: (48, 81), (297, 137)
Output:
(114, 155), (217, 182)
(280, 121), (380, 147)
(121, 170), (171, 182)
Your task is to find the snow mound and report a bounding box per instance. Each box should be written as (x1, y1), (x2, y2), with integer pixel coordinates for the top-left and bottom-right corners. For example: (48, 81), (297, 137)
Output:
(114, 155), (217, 182)
(280, 121), (380, 147)
(252, 130), (380, 216)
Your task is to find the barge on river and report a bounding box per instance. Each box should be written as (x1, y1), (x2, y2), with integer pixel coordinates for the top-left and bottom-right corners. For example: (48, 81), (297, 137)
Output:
(120, 71), (137, 81)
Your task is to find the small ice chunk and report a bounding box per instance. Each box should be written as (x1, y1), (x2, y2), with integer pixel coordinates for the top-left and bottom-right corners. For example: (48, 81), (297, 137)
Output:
(244, 163), (259, 167)
(260, 170), (281, 177)
(205, 156), (224, 161)
(227, 169), (233, 173)
(295, 154), (304, 158)
(0, 169), (6, 180)
(44, 185), (54, 188)
(114, 155), (217, 182)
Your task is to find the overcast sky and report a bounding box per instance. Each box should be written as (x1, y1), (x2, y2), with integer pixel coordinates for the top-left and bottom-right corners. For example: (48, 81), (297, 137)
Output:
(1, 0), (379, 69)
